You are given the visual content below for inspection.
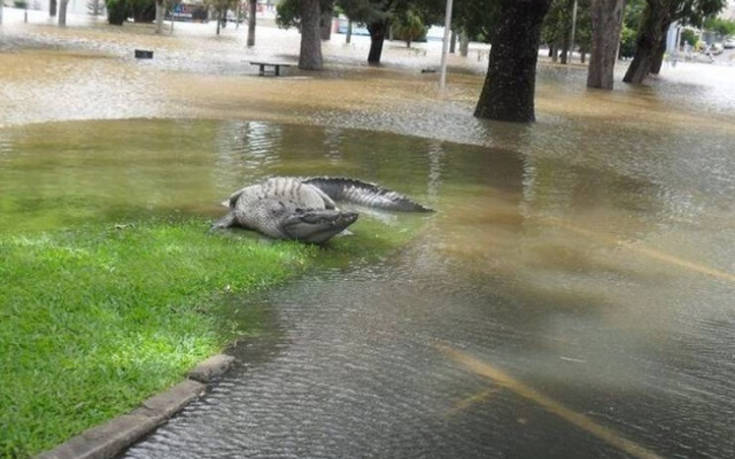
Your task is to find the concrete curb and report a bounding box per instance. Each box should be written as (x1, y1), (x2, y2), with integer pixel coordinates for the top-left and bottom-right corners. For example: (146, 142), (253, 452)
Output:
(188, 354), (235, 383)
(37, 354), (236, 459)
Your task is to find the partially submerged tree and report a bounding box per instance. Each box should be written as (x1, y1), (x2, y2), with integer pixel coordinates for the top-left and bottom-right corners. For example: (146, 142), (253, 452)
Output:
(391, 7), (427, 47)
(104, 0), (164, 26)
(276, 0), (326, 68)
(59, 0), (69, 26)
(88, 0), (103, 16)
(279, 0), (442, 64)
(575, 1), (593, 63)
(586, 0), (624, 89)
(321, 0), (334, 40)
(155, 0), (165, 34)
(623, 0), (726, 84)
(129, 0), (156, 22)
(106, 0), (127, 24)
(300, 0), (323, 69)
(458, 30), (469, 56)
(338, 0), (444, 64)
(542, 0), (576, 64)
(339, 0), (393, 64)
(207, 0), (237, 35)
(248, 0), (256, 46)
(474, 0), (553, 122)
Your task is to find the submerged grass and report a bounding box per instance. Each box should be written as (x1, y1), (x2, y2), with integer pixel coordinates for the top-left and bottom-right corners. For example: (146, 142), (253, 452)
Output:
(0, 215), (419, 457)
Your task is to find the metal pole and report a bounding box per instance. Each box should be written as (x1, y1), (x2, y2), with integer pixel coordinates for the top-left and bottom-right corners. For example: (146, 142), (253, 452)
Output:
(439, 0), (453, 89)
(569, 0), (578, 62)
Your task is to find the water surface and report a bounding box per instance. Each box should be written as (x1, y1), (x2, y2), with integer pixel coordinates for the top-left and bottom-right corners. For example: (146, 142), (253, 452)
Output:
(2, 117), (733, 457)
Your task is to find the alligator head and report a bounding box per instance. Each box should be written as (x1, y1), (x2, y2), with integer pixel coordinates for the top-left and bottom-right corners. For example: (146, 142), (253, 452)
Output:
(281, 209), (359, 243)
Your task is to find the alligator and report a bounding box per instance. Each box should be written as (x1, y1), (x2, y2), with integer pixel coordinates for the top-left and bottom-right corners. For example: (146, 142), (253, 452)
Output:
(211, 176), (432, 243)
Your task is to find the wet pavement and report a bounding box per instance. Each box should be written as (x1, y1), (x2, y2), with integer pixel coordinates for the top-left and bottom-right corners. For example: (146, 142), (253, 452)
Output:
(2, 13), (735, 459)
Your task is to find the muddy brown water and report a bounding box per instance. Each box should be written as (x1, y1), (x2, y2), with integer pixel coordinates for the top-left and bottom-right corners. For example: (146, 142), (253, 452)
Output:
(3, 117), (732, 457)
(2, 19), (734, 458)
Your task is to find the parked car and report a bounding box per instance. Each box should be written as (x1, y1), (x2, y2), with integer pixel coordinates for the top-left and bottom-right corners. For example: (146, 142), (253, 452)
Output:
(724, 38), (735, 49)
(707, 43), (724, 55)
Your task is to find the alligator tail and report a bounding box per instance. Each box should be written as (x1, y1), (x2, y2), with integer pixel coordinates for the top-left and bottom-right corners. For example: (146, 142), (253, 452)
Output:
(303, 177), (434, 212)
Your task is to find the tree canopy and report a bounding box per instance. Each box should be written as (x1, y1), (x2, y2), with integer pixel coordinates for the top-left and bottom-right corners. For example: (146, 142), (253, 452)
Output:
(704, 16), (735, 36)
(391, 7), (429, 47)
(452, 0), (500, 43)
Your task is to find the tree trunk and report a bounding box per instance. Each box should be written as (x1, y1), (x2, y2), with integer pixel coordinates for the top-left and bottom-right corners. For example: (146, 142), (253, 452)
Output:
(298, 0), (322, 70)
(586, 0), (624, 89)
(623, 3), (671, 84)
(0, 1), (3, 26)
(367, 20), (387, 65)
(560, 0), (573, 64)
(474, 0), (552, 122)
(459, 30), (469, 57)
(216, 10), (221, 35)
(346, 19), (352, 44)
(247, 0), (256, 46)
(50, 0), (57, 17)
(450, 30), (457, 53)
(155, 0), (164, 34)
(580, 49), (586, 63)
(320, 1), (333, 40)
(552, 43), (559, 62)
(650, 35), (667, 74)
(58, 0), (68, 26)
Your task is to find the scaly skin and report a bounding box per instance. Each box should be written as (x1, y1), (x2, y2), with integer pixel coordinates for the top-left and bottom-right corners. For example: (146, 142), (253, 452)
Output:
(213, 176), (432, 243)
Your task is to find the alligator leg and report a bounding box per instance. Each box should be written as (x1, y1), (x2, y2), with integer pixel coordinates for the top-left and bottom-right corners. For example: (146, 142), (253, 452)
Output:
(210, 212), (237, 231)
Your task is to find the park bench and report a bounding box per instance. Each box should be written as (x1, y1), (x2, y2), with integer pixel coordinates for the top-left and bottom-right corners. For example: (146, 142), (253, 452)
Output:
(250, 61), (294, 76)
(135, 49), (154, 59)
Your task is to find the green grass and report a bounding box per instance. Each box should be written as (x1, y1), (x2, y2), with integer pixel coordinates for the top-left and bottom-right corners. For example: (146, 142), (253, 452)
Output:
(0, 215), (420, 457)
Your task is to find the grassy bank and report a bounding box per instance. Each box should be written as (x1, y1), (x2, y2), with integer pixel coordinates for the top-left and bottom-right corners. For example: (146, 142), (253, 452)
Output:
(0, 219), (416, 457)
(0, 215), (417, 457)
(0, 218), (311, 456)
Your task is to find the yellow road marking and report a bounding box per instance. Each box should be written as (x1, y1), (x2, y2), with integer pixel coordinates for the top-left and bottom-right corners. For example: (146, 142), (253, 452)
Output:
(447, 387), (500, 417)
(437, 344), (662, 459)
(546, 217), (735, 283)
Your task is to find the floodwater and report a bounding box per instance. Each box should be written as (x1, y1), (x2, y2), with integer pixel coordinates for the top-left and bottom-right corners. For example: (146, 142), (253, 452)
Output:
(2, 14), (735, 459)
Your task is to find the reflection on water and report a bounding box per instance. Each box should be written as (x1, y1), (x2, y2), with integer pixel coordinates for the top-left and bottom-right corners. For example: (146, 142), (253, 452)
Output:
(2, 118), (732, 457)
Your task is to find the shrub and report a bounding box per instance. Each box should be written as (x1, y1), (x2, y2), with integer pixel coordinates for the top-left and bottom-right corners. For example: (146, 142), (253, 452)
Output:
(391, 9), (428, 48)
(128, 0), (155, 22)
(680, 28), (698, 47)
(105, 0), (128, 25)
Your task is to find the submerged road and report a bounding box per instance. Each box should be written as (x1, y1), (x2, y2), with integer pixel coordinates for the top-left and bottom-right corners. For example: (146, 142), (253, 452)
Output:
(122, 121), (735, 459)
(124, 236), (733, 458)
